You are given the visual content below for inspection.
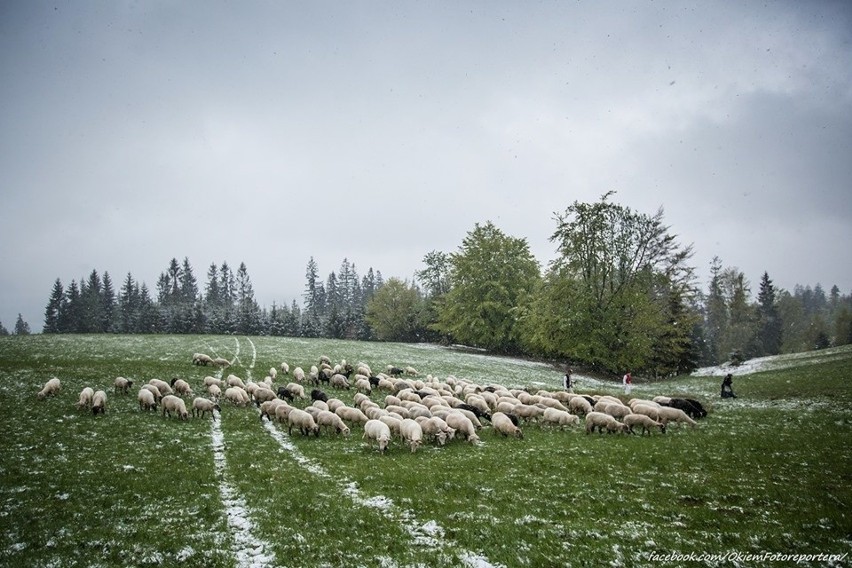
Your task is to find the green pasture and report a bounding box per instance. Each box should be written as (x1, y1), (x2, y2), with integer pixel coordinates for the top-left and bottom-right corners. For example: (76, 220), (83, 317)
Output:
(0, 335), (849, 567)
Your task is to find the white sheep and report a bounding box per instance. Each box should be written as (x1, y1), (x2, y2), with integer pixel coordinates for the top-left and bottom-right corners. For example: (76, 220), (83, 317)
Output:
(491, 412), (524, 439)
(227, 375), (246, 389)
(192, 353), (215, 366)
(203, 376), (225, 388)
(37, 377), (62, 400)
(288, 408), (320, 436)
(444, 412), (481, 444)
(405, 366), (419, 376)
(624, 413), (666, 435)
(379, 415), (403, 438)
(316, 410), (351, 436)
(631, 404), (661, 421)
(603, 403), (632, 420)
(113, 377), (133, 395)
(290, 367), (305, 383)
(138, 388), (157, 411)
(192, 397), (221, 419)
(274, 403), (294, 424)
(259, 399), (288, 421)
(161, 394), (189, 419)
(541, 408), (580, 429)
(400, 418), (424, 453)
(253, 387), (276, 404)
(584, 411), (628, 434)
(148, 379), (173, 397)
(569, 396), (593, 415)
(280, 362), (290, 375)
(76, 387), (95, 410)
(363, 419), (392, 453)
(268, 367), (278, 380)
(92, 390), (107, 415)
(207, 383), (221, 400)
(224, 386), (250, 407)
(418, 416), (453, 445)
(212, 357), (230, 368)
(354, 377), (372, 394)
(656, 406), (698, 428)
(171, 378), (193, 397)
(141, 384), (162, 402)
(513, 403), (544, 423)
(330, 374), (351, 390)
(283, 382), (306, 400)
(335, 406), (369, 426)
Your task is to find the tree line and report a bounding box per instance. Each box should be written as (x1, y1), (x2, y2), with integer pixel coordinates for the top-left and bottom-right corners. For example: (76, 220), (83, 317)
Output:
(36, 194), (852, 376)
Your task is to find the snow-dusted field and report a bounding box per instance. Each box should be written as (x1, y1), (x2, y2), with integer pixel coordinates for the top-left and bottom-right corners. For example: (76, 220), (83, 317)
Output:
(0, 335), (849, 567)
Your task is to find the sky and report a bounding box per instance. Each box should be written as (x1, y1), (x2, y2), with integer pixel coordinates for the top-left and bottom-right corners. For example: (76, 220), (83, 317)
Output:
(1, 1), (851, 332)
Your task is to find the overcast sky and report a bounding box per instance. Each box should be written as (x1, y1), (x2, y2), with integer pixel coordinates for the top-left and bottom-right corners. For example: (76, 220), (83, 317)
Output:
(2, 1), (851, 332)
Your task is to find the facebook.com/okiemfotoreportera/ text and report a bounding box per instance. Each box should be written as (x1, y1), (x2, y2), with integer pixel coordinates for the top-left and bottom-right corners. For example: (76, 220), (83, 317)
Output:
(646, 551), (849, 564)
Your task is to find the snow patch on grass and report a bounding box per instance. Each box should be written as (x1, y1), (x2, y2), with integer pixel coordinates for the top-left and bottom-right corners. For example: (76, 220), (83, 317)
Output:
(211, 417), (276, 568)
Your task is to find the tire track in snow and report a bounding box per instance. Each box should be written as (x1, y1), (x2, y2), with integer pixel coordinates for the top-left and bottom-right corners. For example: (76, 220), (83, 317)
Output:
(212, 415), (277, 568)
(260, 418), (504, 568)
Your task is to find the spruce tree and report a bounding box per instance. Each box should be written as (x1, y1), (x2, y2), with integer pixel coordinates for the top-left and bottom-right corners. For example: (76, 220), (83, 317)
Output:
(14, 314), (31, 335)
(119, 273), (139, 333)
(44, 278), (64, 334)
(101, 272), (116, 333)
(756, 272), (783, 355)
(0, 321), (8, 336)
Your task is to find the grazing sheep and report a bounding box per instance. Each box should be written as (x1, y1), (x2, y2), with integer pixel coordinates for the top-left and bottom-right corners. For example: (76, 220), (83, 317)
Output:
(141, 384), (162, 402)
(335, 406), (369, 426)
(274, 403), (294, 424)
(138, 388), (157, 411)
(603, 403), (632, 420)
(632, 403), (661, 421)
(379, 415), (403, 438)
(513, 403), (544, 423)
(113, 377), (133, 395)
(445, 412), (481, 444)
(224, 387), (250, 407)
(656, 406), (698, 428)
(288, 408), (320, 437)
(91, 390), (107, 415)
(192, 353), (215, 366)
(310, 389), (328, 403)
(192, 397), (221, 419)
(203, 376), (225, 388)
(148, 379), (173, 397)
(207, 384), (221, 400)
(624, 413), (666, 435)
(330, 374), (351, 390)
(268, 367), (278, 380)
(354, 377), (372, 394)
(326, 398), (345, 412)
(277, 386), (294, 402)
(652, 396), (672, 405)
(491, 412), (524, 439)
(569, 396), (593, 415)
(37, 378), (62, 400)
(259, 399), (288, 421)
(541, 408), (580, 429)
(419, 416), (453, 445)
(316, 410), (351, 436)
(170, 378), (193, 397)
(399, 419), (424, 453)
(253, 387), (276, 405)
(665, 398), (707, 419)
(293, 367), (306, 383)
(311, 400), (330, 412)
(226, 375), (246, 389)
(76, 387), (95, 410)
(405, 366), (419, 376)
(283, 382), (306, 400)
(212, 357), (230, 368)
(280, 362), (290, 375)
(585, 411), (629, 434)
(161, 394), (189, 420)
(363, 419), (392, 453)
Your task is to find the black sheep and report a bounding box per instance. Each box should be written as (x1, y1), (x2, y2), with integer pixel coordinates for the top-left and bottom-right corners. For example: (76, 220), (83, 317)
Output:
(667, 398), (707, 419)
(388, 366), (405, 377)
(276, 387), (293, 402)
(311, 389), (328, 403)
(368, 376), (381, 388)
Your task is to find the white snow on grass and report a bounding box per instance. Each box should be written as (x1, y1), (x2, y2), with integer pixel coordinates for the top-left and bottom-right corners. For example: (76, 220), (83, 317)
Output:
(691, 345), (852, 378)
(260, 417), (506, 568)
(211, 417), (276, 568)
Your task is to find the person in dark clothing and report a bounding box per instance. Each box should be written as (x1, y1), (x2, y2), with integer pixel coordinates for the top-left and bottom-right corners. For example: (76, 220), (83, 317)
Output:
(563, 368), (573, 391)
(721, 373), (737, 398)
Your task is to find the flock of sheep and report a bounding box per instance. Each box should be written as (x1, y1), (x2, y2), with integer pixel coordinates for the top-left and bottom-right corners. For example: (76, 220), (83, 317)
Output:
(36, 352), (707, 454)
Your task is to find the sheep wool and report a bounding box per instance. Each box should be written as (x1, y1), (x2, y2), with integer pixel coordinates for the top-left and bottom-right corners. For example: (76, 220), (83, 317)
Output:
(37, 377), (62, 400)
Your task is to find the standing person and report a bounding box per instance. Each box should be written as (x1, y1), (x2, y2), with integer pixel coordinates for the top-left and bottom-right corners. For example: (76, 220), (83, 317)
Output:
(721, 374), (737, 398)
(622, 371), (632, 395)
(563, 368), (573, 391)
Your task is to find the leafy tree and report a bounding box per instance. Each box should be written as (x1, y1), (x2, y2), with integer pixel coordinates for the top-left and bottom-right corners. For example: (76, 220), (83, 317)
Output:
(523, 194), (696, 373)
(14, 314), (31, 335)
(44, 278), (64, 334)
(434, 221), (540, 353)
(366, 278), (423, 341)
(416, 250), (452, 298)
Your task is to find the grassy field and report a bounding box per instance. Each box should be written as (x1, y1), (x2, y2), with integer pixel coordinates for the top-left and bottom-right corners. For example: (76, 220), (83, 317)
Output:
(0, 334), (850, 568)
